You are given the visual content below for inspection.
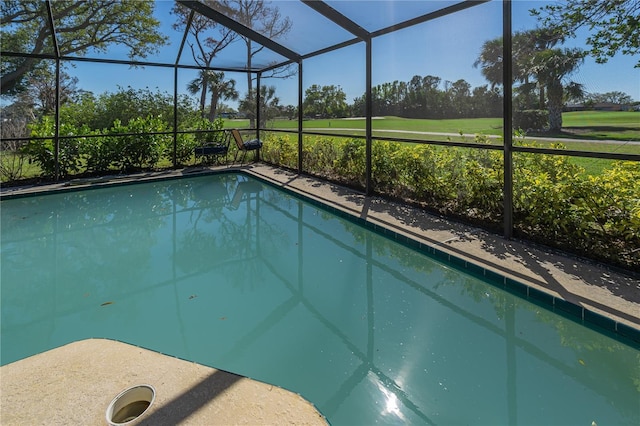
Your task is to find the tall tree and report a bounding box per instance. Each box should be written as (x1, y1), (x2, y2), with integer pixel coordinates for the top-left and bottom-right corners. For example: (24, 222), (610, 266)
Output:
(470, 85), (502, 118)
(531, 0), (640, 67)
(445, 79), (472, 118)
(475, 29), (583, 130)
(1, 0), (167, 95)
(405, 75), (426, 118)
(473, 38), (503, 90)
(239, 85), (279, 128)
(518, 28), (567, 109)
(26, 65), (79, 115)
(531, 47), (584, 131)
(303, 84), (324, 118)
(588, 91), (634, 104)
(303, 84), (347, 118)
(0, 92), (36, 141)
(474, 29), (564, 108)
(563, 82), (586, 105)
(172, 2), (236, 113)
(221, 0), (292, 127)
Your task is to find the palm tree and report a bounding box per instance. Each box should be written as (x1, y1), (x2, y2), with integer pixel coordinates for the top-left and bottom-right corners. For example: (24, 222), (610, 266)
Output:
(475, 29), (564, 97)
(475, 29), (582, 131)
(188, 70), (239, 121)
(564, 81), (586, 105)
(531, 48), (584, 131)
(474, 38), (503, 90)
(173, 1), (236, 111)
(205, 72), (238, 121)
(516, 28), (566, 109)
(187, 70), (212, 116)
(239, 85), (279, 128)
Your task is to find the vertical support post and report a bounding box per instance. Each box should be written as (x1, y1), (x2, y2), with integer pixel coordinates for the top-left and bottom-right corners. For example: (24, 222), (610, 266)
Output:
(54, 58), (61, 181)
(298, 60), (304, 173)
(174, 10), (191, 169)
(365, 38), (373, 195)
(502, 0), (514, 239)
(173, 66), (179, 168)
(45, 1), (60, 181)
(255, 72), (261, 161)
(256, 72), (261, 135)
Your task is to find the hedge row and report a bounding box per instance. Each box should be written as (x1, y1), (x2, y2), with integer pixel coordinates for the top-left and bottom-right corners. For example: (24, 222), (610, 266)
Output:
(23, 116), (225, 178)
(260, 133), (640, 270)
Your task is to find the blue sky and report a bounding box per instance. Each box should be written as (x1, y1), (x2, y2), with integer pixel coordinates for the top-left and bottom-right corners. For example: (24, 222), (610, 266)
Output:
(68, 0), (639, 107)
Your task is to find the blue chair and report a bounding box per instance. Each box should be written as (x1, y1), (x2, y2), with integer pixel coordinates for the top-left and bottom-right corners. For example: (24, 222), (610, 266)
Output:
(194, 131), (231, 165)
(231, 129), (262, 164)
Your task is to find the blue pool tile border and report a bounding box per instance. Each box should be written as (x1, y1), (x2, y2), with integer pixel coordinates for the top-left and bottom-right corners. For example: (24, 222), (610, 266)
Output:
(528, 286), (555, 306)
(2, 169), (639, 347)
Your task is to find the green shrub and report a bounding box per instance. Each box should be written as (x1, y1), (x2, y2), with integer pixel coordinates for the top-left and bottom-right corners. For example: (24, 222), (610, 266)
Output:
(261, 133), (297, 169)
(301, 136), (338, 174)
(0, 140), (28, 181)
(574, 161), (640, 243)
(25, 114), (177, 176)
(393, 145), (438, 199)
(513, 109), (548, 131)
(371, 141), (402, 194)
(174, 132), (198, 166)
(514, 143), (584, 238)
(193, 117), (225, 144)
(23, 116), (84, 178)
(107, 116), (170, 171)
(459, 148), (503, 214)
(513, 142), (639, 267)
(333, 138), (366, 187)
(82, 133), (116, 173)
(263, 134), (638, 269)
(175, 117), (227, 166)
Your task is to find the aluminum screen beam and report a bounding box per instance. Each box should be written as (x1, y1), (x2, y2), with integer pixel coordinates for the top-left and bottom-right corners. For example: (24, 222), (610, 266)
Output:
(371, 0), (491, 38)
(300, 0), (369, 40)
(175, 10), (194, 65)
(0, 50), (266, 74)
(45, 1), (60, 181)
(261, 36), (363, 74)
(177, 0), (300, 62)
(44, 1), (59, 58)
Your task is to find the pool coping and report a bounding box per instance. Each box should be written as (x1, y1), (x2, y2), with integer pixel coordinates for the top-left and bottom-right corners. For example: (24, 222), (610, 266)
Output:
(0, 339), (327, 425)
(2, 164), (639, 346)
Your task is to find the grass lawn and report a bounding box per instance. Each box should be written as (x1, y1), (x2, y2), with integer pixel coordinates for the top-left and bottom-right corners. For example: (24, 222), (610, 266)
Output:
(562, 110), (640, 129)
(532, 111), (640, 142)
(256, 111), (638, 176)
(244, 110), (640, 142)
(269, 116), (504, 136)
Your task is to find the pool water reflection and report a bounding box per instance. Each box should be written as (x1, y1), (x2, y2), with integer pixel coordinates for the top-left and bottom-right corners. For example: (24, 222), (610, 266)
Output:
(1, 173), (638, 425)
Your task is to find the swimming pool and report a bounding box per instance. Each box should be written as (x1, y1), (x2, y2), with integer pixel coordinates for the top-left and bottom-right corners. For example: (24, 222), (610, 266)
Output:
(1, 172), (638, 425)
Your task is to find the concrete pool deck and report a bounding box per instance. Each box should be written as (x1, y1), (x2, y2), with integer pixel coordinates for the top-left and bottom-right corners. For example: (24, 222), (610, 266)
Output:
(1, 163), (639, 424)
(1, 339), (327, 425)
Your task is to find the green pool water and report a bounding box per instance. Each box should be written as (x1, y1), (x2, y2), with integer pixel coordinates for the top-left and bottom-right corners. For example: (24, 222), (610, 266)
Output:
(1, 172), (638, 425)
